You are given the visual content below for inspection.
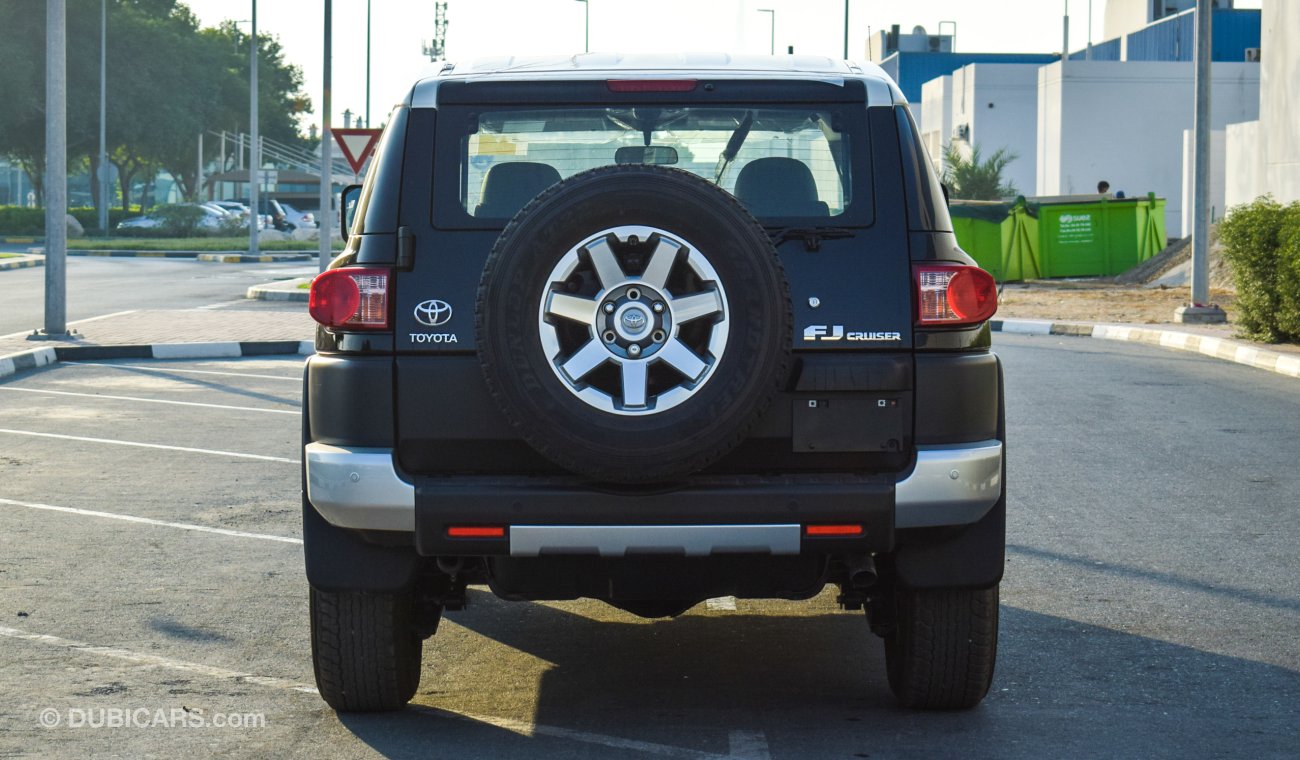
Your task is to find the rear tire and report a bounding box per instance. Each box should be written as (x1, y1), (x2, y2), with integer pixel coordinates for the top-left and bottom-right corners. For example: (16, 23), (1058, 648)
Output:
(883, 584), (999, 710)
(310, 586), (423, 712)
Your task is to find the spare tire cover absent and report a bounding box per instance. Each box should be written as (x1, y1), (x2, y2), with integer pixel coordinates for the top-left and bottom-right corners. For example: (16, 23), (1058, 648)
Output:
(476, 165), (791, 483)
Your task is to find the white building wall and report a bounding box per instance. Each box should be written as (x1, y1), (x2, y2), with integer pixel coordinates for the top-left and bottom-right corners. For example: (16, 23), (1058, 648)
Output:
(952, 64), (1040, 198)
(1180, 128), (1226, 237)
(1035, 60), (1259, 235)
(1259, 0), (1300, 203)
(1224, 120), (1264, 209)
(920, 75), (953, 177)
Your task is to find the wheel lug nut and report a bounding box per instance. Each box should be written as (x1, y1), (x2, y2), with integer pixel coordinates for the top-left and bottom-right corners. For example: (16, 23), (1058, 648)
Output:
(604, 303), (615, 313)
(628, 344), (641, 357)
(652, 302), (664, 313)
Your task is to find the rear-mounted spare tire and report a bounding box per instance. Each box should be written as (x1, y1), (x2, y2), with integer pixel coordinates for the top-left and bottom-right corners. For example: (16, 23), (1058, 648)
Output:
(476, 165), (792, 483)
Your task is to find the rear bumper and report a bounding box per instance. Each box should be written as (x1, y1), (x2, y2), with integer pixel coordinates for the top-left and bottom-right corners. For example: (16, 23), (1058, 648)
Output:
(304, 439), (1002, 553)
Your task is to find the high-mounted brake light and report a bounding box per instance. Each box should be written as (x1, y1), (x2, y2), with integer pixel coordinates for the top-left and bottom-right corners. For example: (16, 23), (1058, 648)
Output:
(606, 79), (698, 93)
(913, 264), (998, 327)
(308, 268), (390, 329)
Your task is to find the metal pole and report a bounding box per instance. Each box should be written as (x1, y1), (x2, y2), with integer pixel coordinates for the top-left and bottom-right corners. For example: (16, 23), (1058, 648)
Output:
(1063, 0), (1070, 60)
(196, 132), (203, 201)
(319, 0), (332, 273)
(97, 0), (107, 235)
(248, 0), (259, 255)
(1086, 0), (1093, 60)
(42, 0), (68, 338)
(843, 0), (849, 59)
(758, 9), (774, 55)
(364, 0), (369, 126)
(1190, 0), (1212, 309)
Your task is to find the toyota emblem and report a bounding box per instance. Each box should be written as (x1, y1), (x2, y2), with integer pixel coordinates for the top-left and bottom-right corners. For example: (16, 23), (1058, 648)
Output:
(414, 299), (453, 327)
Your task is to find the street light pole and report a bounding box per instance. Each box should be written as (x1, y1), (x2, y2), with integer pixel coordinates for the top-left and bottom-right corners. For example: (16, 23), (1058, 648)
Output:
(1177, 0), (1226, 323)
(364, 0), (369, 126)
(758, 9), (774, 55)
(41, 0), (68, 338)
(575, 0), (588, 53)
(843, 0), (849, 59)
(98, 0), (107, 235)
(248, 0), (259, 255)
(320, 0), (332, 273)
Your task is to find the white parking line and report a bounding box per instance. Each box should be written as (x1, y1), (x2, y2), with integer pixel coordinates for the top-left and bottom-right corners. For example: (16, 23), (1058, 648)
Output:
(0, 497), (302, 545)
(0, 428), (299, 463)
(727, 730), (773, 760)
(0, 386), (298, 415)
(0, 623), (737, 759)
(0, 310), (138, 341)
(63, 361), (301, 381)
(0, 625), (318, 694)
(706, 596), (738, 611)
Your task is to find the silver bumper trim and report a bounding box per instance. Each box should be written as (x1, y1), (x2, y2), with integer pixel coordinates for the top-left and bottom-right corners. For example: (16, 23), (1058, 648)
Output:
(895, 440), (1004, 529)
(509, 524), (801, 557)
(305, 443), (415, 532)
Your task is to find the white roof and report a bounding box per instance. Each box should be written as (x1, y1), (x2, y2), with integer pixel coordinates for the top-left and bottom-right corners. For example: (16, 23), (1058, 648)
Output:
(406, 53), (902, 108)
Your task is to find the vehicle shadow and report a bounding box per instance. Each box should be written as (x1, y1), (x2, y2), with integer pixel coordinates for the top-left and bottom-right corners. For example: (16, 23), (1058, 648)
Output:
(334, 593), (1300, 759)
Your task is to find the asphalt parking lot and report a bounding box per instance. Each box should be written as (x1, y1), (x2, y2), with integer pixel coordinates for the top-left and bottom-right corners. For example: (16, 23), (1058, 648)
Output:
(0, 337), (1297, 758)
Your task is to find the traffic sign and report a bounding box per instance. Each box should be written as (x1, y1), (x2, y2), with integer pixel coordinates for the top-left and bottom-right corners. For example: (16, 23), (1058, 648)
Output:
(331, 128), (382, 175)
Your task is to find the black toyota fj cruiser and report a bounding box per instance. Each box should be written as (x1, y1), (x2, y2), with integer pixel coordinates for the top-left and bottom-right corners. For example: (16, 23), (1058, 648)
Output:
(303, 55), (1005, 713)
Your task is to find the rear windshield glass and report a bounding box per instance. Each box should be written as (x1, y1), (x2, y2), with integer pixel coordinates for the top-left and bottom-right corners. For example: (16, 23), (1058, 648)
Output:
(434, 104), (872, 228)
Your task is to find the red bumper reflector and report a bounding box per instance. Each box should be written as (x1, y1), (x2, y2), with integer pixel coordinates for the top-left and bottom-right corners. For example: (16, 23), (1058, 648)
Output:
(447, 526), (506, 538)
(805, 524), (864, 537)
(606, 79), (697, 93)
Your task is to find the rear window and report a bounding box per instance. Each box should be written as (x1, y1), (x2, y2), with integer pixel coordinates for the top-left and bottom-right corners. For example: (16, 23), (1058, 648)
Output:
(433, 104), (872, 228)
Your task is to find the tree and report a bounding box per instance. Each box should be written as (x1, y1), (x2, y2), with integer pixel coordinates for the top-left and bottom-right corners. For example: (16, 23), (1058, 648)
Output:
(0, 0), (310, 212)
(942, 144), (1019, 201)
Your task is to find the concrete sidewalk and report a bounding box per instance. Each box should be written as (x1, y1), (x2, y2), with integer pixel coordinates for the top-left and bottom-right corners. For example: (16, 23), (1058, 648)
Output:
(0, 309), (313, 378)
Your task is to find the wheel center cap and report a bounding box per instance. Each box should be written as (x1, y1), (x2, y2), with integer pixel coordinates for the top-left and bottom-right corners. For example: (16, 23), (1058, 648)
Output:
(612, 302), (653, 341)
(622, 310), (647, 332)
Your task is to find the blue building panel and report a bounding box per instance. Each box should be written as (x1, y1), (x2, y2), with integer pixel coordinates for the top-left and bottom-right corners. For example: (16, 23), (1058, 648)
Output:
(1068, 38), (1122, 61)
(1124, 8), (1260, 62)
(882, 52), (1059, 103)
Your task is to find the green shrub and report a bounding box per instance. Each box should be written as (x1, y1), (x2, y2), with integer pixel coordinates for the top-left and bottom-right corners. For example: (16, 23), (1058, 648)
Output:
(1219, 196), (1300, 343)
(1, 206), (140, 235)
(1276, 207), (1300, 340)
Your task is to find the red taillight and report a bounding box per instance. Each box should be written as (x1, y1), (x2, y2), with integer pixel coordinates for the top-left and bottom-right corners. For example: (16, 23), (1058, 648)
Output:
(606, 79), (698, 93)
(805, 524), (864, 537)
(914, 264), (998, 326)
(447, 526), (506, 538)
(308, 268), (389, 329)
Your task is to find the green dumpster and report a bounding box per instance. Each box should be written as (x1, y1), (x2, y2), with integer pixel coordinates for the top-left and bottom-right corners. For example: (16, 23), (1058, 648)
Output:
(949, 198), (1041, 281)
(951, 193), (1166, 281)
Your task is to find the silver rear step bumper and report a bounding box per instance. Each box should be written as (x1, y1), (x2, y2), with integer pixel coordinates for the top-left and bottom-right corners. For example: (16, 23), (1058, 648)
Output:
(304, 439), (1003, 538)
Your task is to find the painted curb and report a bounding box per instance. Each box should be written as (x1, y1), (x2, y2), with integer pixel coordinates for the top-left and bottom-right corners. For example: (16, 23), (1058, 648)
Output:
(994, 318), (1300, 380)
(0, 340), (313, 380)
(26, 248), (318, 260)
(0, 256), (44, 271)
(198, 253), (312, 264)
(247, 282), (310, 302)
(0, 236), (39, 244)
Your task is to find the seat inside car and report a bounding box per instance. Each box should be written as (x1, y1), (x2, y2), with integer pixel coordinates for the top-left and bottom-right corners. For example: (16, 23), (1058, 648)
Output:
(733, 157), (830, 218)
(475, 162), (563, 218)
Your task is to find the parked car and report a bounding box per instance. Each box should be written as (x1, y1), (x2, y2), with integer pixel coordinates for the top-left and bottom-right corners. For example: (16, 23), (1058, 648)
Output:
(303, 55), (1005, 714)
(232, 197), (291, 232)
(277, 201), (316, 230)
(116, 203), (230, 231)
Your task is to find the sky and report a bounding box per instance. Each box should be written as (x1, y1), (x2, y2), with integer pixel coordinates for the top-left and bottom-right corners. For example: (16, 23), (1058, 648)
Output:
(181, 0), (1262, 131)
